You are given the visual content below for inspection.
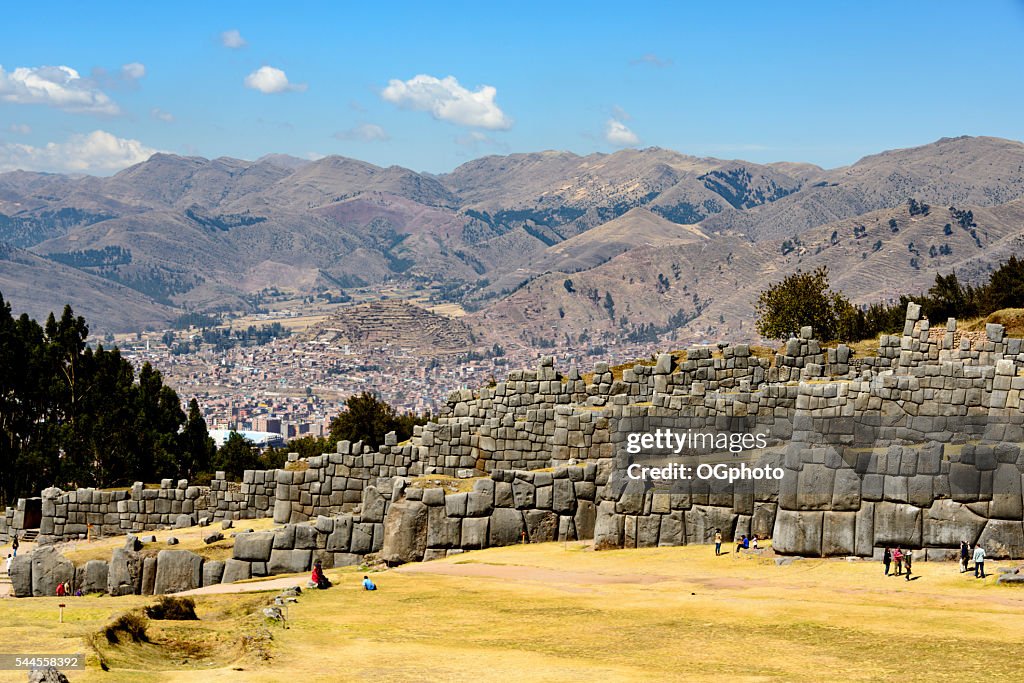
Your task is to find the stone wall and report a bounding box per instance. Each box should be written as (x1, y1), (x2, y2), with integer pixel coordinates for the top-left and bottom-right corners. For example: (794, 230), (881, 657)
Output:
(7, 302), (1024, 567)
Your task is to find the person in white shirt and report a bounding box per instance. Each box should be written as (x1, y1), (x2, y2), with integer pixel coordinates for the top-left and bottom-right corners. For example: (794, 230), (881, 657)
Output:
(4, 553), (11, 574)
(973, 544), (986, 578)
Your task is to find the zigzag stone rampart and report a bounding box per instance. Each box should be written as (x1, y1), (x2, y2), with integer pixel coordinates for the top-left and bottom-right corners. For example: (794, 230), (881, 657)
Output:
(6, 303), (1024, 597)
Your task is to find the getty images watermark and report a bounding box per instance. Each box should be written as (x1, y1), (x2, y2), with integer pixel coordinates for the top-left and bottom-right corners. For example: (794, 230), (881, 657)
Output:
(623, 428), (785, 483)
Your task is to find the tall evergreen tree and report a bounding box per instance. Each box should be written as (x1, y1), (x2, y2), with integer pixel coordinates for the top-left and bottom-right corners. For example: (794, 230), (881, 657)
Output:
(180, 398), (215, 481)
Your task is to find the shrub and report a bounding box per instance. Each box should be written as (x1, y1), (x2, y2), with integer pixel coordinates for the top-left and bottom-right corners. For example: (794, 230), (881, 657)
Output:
(103, 611), (149, 644)
(144, 595), (198, 620)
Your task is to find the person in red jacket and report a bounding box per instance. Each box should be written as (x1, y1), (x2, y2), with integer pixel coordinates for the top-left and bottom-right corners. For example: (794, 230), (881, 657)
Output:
(311, 559), (331, 589)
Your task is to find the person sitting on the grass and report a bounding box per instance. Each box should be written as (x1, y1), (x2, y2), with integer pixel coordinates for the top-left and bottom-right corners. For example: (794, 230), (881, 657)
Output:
(735, 535), (748, 553)
(362, 575), (377, 591)
(311, 560), (331, 589)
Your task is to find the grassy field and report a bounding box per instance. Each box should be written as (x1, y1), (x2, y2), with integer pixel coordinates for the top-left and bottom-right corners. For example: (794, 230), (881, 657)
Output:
(3, 540), (1024, 682)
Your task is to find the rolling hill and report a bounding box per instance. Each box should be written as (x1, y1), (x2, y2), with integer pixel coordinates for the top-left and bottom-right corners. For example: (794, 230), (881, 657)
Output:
(0, 136), (1022, 341)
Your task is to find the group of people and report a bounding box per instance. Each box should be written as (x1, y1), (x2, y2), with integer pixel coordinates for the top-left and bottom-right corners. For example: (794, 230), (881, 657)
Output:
(734, 534), (760, 553)
(310, 560), (377, 591)
(712, 530), (762, 556)
(882, 547), (915, 580)
(54, 580), (82, 597)
(882, 541), (990, 580)
(960, 540), (988, 578)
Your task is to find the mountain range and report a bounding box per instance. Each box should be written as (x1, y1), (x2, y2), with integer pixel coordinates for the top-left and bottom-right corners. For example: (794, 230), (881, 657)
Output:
(2, 135), (1024, 345)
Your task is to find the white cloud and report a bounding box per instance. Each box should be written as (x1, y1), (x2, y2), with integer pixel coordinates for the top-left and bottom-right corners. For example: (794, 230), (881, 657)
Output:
(381, 74), (512, 130)
(221, 29), (247, 49)
(605, 119), (639, 147)
(630, 53), (672, 68)
(0, 130), (161, 174)
(121, 62), (146, 80)
(0, 64), (119, 114)
(334, 123), (389, 142)
(8, 123), (31, 134)
(244, 66), (306, 94)
(150, 107), (175, 122)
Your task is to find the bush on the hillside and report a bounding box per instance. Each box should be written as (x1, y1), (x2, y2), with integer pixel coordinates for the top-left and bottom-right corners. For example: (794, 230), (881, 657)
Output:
(755, 267), (853, 341)
(103, 611), (149, 644)
(144, 595), (198, 620)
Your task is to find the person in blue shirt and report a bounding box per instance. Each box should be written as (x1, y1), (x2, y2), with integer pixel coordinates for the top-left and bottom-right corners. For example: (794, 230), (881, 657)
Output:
(362, 575), (377, 591)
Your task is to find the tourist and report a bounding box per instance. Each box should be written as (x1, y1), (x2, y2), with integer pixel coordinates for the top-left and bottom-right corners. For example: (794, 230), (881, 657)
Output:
(735, 535), (748, 553)
(4, 553), (11, 574)
(883, 547), (891, 576)
(893, 547), (903, 576)
(362, 575), (377, 591)
(959, 540), (970, 573)
(973, 544), (986, 579)
(56, 581), (65, 597)
(751, 535), (759, 550)
(311, 560), (331, 589)
(11, 534), (18, 557)
(904, 549), (913, 581)
(714, 529), (723, 556)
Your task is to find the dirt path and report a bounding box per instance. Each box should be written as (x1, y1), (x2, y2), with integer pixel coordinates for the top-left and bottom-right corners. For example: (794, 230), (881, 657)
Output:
(177, 575), (308, 596)
(396, 561), (672, 585)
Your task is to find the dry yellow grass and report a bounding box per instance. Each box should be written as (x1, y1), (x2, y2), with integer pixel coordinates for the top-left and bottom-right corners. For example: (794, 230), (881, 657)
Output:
(3, 542), (1024, 682)
(57, 517), (281, 566)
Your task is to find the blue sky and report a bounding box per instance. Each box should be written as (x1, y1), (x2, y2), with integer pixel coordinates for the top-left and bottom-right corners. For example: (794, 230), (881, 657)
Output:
(1, 0), (1022, 174)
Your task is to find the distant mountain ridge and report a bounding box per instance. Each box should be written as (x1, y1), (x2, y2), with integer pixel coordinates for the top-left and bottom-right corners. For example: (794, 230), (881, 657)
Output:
(1, 136), (1023, 342)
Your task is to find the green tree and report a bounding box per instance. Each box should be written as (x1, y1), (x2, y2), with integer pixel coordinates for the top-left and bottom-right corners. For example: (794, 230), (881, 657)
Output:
(982, 255), (1024, 312)
(755, 267), (852, 341)
(214, 431), (260, 480)
(179, 399), (216, 482)
(328, 392), (428, 450)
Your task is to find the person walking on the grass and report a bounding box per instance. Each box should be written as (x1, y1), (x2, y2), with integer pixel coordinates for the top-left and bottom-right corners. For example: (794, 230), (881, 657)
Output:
(973, 544), (986, 579)
(960, 540), (970, 573)
(11, 534), (18, 557)
(904, 549), (913, 581)
(883, 547), (892, 576)
(893, 547), (903, 576)
(714, 529), (723, 556)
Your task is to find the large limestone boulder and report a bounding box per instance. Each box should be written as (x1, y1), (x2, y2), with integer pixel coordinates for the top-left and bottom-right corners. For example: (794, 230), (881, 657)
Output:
(460, 517), (489, 549)
(31, 546), (75, 597)
(685, 505), (737, 545)
(233, 531), (274, 562)
(821, 512), (856, 556)
(107, 548), (143, 596)
(574, 500), (597, 540)
(361, 486), (387, 523)
(772, 510), (824, 556)
(489, 508), (524, 547)
(923, 499), (986, 547)
(9, 553), (33, 597)
(153, 550), (204, 594)
(141, 556), (157, 595)
(872, 502), (922, 547)
(593, 501), (624, 550)
(326, 516), (353, 551)
(977, 520), (1024, 559)
(203, 560), (225, 586)
(81, 559), (109, 594)
(267, 549), (313, 574)
(221, 559), (252, 583)
(28, 668), (70, 683)
(524, 510), (558, 543)
(426, 505), (461, 548)
(380, 500), (429, 565)
(989, 464), (1024, 520)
